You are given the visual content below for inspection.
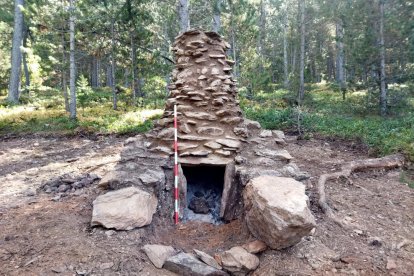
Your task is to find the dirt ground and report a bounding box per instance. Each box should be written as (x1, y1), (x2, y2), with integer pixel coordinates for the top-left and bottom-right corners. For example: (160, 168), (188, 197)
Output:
(0, 134), (413, 275)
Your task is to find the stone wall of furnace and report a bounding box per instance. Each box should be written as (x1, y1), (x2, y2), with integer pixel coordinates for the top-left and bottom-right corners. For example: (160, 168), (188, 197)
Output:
(148, 30), (252, 165)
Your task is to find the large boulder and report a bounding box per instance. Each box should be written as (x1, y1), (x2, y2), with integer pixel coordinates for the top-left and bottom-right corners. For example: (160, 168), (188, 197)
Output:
(91, 187), (157, 230)
(243, 176), (316, 250)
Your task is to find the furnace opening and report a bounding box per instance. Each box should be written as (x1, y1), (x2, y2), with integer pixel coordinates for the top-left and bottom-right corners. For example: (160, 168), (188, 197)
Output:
(182, 165), (225, 224)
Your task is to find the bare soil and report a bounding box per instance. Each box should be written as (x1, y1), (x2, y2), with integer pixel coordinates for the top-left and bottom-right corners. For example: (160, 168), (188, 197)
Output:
(0, 135), (413, 275)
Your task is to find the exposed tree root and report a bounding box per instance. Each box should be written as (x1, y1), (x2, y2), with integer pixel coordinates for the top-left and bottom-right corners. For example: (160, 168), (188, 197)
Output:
(317, 154), (405, 227)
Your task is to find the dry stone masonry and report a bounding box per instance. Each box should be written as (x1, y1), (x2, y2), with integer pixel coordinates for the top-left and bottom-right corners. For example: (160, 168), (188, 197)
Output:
(148, 30), (245, 165)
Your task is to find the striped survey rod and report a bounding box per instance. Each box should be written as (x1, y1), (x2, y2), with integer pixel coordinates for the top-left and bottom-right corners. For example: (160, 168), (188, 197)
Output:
(173, 104), (179, 224)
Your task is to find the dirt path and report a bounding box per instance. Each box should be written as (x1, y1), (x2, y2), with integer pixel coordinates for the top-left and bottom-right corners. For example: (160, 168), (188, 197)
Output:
(0, 135), (413, 275)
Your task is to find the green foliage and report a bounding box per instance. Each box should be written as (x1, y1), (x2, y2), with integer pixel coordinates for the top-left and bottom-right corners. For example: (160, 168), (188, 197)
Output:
(77, 75), (94, 108)
(240, 83), (414, 161)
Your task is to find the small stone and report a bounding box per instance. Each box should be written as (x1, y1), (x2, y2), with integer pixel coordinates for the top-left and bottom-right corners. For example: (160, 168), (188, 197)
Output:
(142, 244), (177, 269)
(99, 262), (114, 270)
(24, 189), (36, 197)
(368, 237), (382, 247)
(220, 117), (243, 124)
(218, 246), (259, 274)
(157, 128), (175, 140)
(58, 184), (69, 193)
(259, 130), (273, 138)
(215, 150), (231, 157)
(242, 240), (268, 254)
(194, 249), (222, 270)
(255, 149), (293, 160)
(204, 141), (222, 150)
(189, 197), (210, 214)
(139, 169), (165, 187)
(197, 127), (224, 136)
(216, 139), (241, 149)
(235, 156), (246, 164)
(179, 123), (192, 134)
(164, 252), (226, 276)
(51, 266), (67, 273)
(105, 230), (116, 237)
(185, 112), (217, 121)
(386, 258), (397, 270)
(190, 150), (211, 157)
(272, 130), (285, 139)
(211, 68), (220, 75)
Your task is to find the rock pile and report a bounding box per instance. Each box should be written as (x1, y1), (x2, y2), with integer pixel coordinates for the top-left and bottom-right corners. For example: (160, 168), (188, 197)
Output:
(148, 30), (247, 165)
(40, 173), (101, 194)
(143, 241), (265, 276)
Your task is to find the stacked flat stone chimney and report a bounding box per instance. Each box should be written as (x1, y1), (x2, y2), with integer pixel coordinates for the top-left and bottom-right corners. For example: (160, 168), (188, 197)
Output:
(149, 29), (249, 165)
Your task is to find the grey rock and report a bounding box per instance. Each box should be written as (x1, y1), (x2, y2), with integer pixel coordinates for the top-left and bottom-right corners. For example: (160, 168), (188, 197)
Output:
(164, 252), (227, 276)
(142, 244), (178, 269)
(194, 249), (222, 270)
(139, 169), (165, 187)
(217, 246), (259, 275)
(243, 176), (316, 249)
(58, 184), (69, 193)
(216, 139), (241, 149)
(189, 197), (210, 214)
(91, 187), (157, 230)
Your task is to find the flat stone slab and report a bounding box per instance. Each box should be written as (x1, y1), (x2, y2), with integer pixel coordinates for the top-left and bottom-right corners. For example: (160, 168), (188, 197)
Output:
(142, 244), (178, 269)
(163, 252), (227, 276)
(91, 187), (157, 230)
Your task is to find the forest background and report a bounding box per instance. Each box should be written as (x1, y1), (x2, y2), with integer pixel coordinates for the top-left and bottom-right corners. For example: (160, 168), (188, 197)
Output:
(0, 0), (413, 162)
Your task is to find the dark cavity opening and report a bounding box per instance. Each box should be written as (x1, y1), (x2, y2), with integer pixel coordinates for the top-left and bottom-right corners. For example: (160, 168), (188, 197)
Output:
(182, 165), (225, 224)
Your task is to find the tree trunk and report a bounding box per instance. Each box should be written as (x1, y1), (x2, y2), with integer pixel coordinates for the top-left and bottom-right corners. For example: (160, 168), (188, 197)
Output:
(8, 0), (24, 104)
(336, 18), (346, 99)
(298, 0), (305, 104)
(178, 0), (190, 33)
(212, 0), (222, 33)
(91, 55), (101, 88)
(379, 0), (387, 116)
(111, 19), (117, 110)
(106, 64), (112, 87)
(22, 20), (30, 94)
(69, 0), (76, 120)
(258, 0), (266, 60)
(130, 30), (141, 99)
(283, 2), (289, 88)
(61, 32), (69, 112)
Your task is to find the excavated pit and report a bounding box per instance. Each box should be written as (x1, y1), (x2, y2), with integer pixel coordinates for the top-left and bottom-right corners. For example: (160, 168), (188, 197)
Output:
(182, 165), (225, 224)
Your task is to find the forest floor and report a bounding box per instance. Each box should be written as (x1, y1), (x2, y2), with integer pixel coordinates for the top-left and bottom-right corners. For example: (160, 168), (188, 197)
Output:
(0, 134), (413, 275)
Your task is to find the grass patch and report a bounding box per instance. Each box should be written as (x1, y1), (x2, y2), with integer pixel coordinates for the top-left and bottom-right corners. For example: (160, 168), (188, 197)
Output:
(0, 88), (163, 136)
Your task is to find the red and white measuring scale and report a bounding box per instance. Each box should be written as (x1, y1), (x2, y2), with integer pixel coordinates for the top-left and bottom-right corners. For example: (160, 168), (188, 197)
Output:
(173, 105), (179, 224)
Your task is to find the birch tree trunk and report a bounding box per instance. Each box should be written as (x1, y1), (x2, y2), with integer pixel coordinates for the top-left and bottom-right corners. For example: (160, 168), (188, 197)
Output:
(8, 0), (24, 104)
(283, 1), (289, 88)
(111, 19), (117, 110)
(69, 0), (76, 120)
(298, 0), (305, 104)
(379, 0), (387, 116)
(212, 0), (222, 33)
(178, 0), (190, 33)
